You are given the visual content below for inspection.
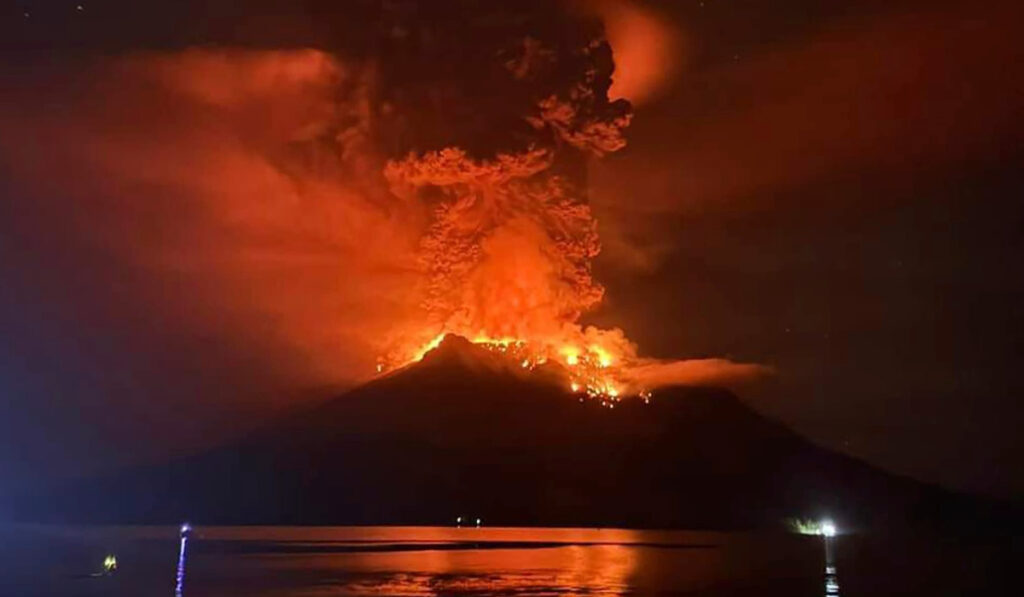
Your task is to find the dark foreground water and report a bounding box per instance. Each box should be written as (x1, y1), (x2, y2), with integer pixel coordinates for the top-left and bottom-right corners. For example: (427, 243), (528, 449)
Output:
(0, 525), (1013, 595)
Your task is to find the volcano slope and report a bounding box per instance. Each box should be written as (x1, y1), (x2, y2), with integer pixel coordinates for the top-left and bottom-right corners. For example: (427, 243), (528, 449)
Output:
(14, 336), (1009, 531)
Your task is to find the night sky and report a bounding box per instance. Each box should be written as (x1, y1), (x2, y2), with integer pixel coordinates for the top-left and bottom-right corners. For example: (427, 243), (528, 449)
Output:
(2, 0), (1022, 499)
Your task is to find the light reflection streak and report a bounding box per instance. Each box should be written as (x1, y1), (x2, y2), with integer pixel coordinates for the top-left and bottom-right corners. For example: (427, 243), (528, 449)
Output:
(175, 523), (191, 597)
(823, 534), (840, 596)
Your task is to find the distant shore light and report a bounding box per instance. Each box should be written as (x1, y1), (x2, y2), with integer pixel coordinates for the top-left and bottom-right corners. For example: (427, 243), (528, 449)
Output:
(821, 520), (837, 537)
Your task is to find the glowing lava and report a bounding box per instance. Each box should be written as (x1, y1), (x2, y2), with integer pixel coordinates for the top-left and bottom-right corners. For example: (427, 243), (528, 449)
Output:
(380, 331), (642, 407)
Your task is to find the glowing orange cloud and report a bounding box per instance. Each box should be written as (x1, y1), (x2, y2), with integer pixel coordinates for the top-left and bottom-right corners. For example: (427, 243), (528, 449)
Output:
(1, 49), (422, 395)
(580, 0), (685, 104)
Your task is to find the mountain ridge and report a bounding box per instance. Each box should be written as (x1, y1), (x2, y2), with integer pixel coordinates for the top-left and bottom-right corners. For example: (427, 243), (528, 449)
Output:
(10, 335), (1012, 531)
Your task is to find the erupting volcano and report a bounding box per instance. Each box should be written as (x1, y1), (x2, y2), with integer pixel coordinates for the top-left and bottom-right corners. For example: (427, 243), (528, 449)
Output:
(4, 0), (1018, 546)
(365, 6), (759, 400)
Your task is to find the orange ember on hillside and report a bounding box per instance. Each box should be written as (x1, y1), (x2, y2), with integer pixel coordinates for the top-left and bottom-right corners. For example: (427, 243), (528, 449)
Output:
(387, 332), (637, 404)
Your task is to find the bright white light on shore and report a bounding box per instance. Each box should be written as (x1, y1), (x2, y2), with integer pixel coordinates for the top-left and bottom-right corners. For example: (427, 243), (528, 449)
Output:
(180, 522), (192, 534)
(820, 520), (836, 537)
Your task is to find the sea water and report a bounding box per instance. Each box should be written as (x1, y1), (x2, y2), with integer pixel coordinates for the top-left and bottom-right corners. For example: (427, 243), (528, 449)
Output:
(0, 524), (1011, 595)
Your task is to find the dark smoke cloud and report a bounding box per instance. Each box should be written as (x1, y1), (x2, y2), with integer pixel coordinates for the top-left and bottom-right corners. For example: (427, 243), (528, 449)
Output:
(591, 1), (1023, 224)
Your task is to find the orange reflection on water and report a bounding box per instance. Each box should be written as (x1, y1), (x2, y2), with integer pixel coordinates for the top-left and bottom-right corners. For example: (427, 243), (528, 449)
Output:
(162, 526), (819, 595)
(261, 527), (642, 595)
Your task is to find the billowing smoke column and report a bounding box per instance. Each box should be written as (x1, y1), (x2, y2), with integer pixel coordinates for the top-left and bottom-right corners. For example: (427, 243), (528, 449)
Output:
(375, 7), (634, 373)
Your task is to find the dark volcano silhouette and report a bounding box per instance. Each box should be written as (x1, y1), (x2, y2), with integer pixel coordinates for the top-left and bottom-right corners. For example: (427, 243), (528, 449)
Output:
(13, 336), (1010, 530)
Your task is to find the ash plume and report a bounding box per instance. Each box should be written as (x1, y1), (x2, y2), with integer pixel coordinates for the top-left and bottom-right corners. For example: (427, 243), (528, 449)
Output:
(378, 7), (632, 358)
